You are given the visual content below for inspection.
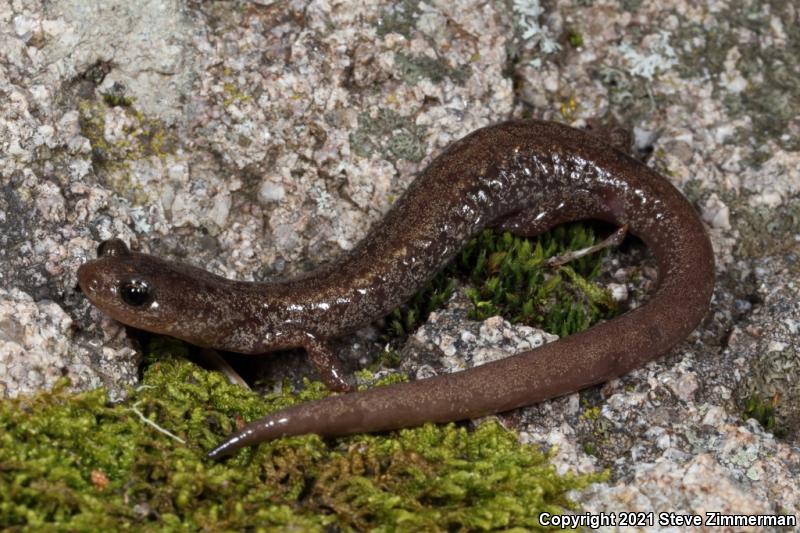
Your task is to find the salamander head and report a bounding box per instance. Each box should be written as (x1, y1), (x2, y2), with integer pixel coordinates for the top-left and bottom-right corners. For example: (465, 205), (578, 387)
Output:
(77, 239), (226, 343)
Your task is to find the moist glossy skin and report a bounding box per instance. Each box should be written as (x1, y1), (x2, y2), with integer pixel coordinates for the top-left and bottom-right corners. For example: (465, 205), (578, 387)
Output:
(77, 120), (715, 459)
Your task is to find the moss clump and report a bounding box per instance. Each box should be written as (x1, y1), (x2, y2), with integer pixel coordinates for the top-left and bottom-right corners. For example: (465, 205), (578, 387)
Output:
(370, 349), (404, 370)
(101, 91), (134, 108)
(0, 350), (604, 530)
(388, 224), (616, 340)
(566, 28), (584, 48)
(580, 405), (602, 422)
(742, 393), (780, 435)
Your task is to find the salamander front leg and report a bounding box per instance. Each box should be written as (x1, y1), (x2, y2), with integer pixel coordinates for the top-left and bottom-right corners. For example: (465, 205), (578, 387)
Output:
(301, 334), (354, 392)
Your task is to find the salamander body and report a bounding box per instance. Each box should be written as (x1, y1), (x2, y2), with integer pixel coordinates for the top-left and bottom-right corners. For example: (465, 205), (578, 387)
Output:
(77, 120), (715, 459)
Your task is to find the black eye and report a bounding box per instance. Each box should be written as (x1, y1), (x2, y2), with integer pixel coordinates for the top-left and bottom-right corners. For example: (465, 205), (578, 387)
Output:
(120, 279), (153, 307)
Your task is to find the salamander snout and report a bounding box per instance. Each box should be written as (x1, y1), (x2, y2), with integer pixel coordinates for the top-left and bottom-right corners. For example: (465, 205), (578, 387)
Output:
(77, 257), (117, 306)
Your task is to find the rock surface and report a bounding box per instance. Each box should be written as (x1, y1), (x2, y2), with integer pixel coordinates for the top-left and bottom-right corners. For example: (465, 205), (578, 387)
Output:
(1, 0), (798, 528)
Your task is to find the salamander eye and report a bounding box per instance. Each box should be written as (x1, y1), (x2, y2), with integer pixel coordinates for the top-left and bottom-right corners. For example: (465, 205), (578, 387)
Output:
(119, 279), (153, 307)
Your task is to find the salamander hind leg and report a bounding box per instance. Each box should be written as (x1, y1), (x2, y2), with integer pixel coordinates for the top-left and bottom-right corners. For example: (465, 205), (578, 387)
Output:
(300, 333), (355, 393)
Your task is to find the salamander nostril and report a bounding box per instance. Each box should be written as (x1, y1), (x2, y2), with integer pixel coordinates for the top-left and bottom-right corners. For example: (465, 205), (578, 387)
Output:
(97, 239), (130, 257)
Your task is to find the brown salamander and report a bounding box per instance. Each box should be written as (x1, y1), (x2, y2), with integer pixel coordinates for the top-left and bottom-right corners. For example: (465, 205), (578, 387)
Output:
(76, 120), (715, 459)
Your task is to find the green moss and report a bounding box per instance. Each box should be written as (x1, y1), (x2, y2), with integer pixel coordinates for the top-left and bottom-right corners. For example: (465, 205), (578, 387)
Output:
(101, 91), (133, 108)
(742, 393), (780, 435)
(566, 28), (584, 48)
(387, 224), (617, 340)
(580, 406), (601, 422)
(371, 349), (405, 369)
(350, 108), (428, 162)
(461, 226), (615, 337)
(0, 351), (604, 530)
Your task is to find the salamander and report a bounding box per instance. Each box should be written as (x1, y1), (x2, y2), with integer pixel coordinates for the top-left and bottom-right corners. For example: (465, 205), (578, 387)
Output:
(76, 120), (715, 459)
